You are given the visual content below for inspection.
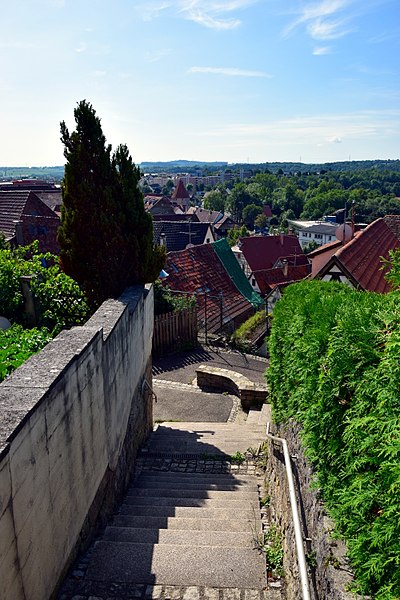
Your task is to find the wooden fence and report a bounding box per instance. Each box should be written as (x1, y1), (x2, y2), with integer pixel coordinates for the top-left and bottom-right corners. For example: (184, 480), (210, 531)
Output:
(153, 307), (198, 355)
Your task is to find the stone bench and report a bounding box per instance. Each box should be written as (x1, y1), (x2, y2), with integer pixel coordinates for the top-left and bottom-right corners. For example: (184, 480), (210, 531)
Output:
(195, 364), (268, 411)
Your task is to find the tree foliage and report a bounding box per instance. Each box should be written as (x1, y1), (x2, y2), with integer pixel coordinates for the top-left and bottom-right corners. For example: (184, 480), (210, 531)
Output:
(267, 279), (400, 599)
(58, 100), (165, 308)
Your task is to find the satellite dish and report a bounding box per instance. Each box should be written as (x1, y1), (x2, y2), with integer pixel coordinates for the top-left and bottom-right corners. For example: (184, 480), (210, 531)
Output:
(335, 224), (352, 242)
(186, 243), (194, 249)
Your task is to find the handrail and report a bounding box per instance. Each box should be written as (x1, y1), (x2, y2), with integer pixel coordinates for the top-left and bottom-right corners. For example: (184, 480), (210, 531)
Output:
(141, 378), (158, 403)
(266, 422), (311, 600)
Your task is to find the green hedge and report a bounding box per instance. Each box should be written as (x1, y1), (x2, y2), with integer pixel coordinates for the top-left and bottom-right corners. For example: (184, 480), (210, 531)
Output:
(267, 280), (400, 600)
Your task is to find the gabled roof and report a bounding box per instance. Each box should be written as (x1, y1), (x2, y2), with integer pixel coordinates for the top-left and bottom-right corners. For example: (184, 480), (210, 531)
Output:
(239, 234), (304, 272)
(315, 216), (400, 293)
(164, 242), (259, 333)
(252, 264), (311, 296)
(214, 214), (235, 230)
(171, 180), (190, 200)
(154, 221), (213, 252)
(194, 208), (222, 224)
(0, 190), (56, 240)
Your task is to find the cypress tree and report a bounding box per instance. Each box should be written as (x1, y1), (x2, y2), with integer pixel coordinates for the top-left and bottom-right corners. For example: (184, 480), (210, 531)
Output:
(58, 100), (165, 308)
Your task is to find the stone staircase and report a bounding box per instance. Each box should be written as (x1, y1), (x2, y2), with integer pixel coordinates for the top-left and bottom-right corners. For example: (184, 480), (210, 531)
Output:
(59, 407), (283, 600)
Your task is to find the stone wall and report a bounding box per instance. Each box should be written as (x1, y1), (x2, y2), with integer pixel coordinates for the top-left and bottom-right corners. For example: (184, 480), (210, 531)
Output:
(0, 285), (154, 600)
(264, 421), (368, 600)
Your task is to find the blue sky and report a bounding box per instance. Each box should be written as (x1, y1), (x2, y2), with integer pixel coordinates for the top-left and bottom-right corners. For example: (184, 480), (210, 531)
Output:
(1, 0), (399, 166)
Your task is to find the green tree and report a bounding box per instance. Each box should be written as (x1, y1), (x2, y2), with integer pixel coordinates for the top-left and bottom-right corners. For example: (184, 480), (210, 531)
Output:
(226, 183), (260, 222)
(254, 213), (268, 230)
(242, 203), (263, 229)
(58, 100), (165, 308)
(227, 224), (249, 247)
(204, 188), (226, 212)
(162, 179), (175, 196)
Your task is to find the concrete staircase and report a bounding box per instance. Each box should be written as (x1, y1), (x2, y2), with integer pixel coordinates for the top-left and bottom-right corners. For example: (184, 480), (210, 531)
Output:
(59, 408), (283, 600)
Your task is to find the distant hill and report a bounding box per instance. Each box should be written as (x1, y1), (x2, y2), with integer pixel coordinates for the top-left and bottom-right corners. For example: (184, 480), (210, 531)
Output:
(0, 166), (64, 181)
(1, 159), (399, 181)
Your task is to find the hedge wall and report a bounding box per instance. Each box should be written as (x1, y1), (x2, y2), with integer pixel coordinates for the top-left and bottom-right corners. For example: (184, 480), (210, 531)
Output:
(267, 280), (400, 600)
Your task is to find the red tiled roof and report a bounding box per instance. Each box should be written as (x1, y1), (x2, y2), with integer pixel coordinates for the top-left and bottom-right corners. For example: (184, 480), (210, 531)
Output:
(239, 234), (305, 271)
(252, 264), (311, 296)
(165, 244), (254, 333)
(307, 239), (342, 258)
(263, 204), (273, 218)
(0, 190), (60, 252)
(171, 180), (190, 200)
(317, 216), (400, 293)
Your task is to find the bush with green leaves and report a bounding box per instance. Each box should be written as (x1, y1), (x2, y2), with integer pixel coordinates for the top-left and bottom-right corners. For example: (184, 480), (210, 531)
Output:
(230, 309), (266, 353)
(0, 324), (52, 383)
(1, 242), (91, 334)
(267, 280), (400, 600)
(154, 280), (195, 316)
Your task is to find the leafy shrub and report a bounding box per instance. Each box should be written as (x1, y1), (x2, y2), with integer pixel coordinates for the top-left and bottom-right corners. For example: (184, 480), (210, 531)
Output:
(154, 280), (195, 316)
(230, 309), (266, 353)
(0, 242), (91, 333)
(0, 324), (52, 382)
(267, 280), (400, 599)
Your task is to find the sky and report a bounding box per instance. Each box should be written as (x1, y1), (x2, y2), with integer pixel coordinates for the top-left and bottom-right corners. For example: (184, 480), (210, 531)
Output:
(0, 0), (399, 166)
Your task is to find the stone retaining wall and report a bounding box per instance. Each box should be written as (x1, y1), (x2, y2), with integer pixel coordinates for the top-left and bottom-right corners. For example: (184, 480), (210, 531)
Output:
(0, 285), (154, 600)
(196, 365), (267, 410)
(264, 421), (369, 600)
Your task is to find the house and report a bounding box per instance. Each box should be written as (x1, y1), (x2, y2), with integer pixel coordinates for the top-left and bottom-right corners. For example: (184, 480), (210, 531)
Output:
(194, 208), (235, 238)
(310, 215), (400, 293)
(287, 219), (339, 248)
(0, 190), (60, 253)
(164, 239), (263, 334)
(144, 195), (182, 216)
(154, 221), (215, 252)
(232, 233), (306, 278)
(251, 262), (311, 297)
(171, 180), (191, 213)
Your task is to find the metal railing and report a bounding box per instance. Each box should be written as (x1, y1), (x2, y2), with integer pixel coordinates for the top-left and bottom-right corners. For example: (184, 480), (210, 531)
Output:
(266, 422), (311, 600)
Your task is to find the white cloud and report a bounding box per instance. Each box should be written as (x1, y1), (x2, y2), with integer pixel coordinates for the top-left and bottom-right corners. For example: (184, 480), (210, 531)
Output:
(138, 0), (257, 30)
(313, 45), (332, 54)
(189, 66), (272, 77)
(307, 18), (352, 39)
(328, 136), (342, 142)
(284, 0), (355, 46)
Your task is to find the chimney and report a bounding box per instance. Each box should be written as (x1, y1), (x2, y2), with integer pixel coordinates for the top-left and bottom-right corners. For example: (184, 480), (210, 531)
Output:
(282, 259), (288, 278)
(280, 232), (284, 246)
(14, 220), (24, 246)
(160, 232), (167, 251)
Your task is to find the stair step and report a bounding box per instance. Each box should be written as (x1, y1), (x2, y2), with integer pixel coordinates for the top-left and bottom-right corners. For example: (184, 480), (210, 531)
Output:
(155, 422), (266, 431)
(118, 505), (261, 521)
(112, 515), (261, 533)
(123, 497), (259, 509)
(86, 541), (266, 588)
(103, 526), (256, 547)
(135, 472), (257, 484)
(128, 488), (259, 500)
(133, 478), (259, 492)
